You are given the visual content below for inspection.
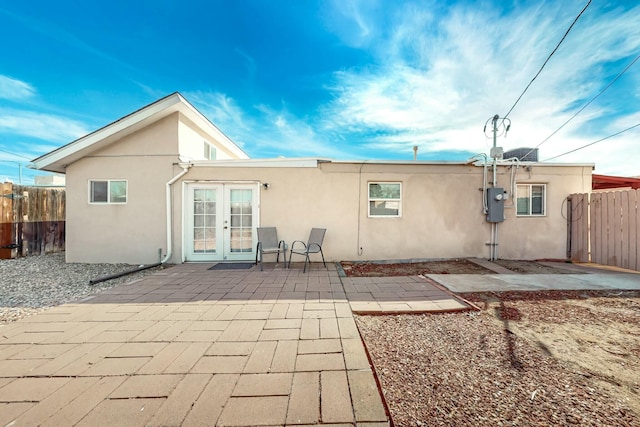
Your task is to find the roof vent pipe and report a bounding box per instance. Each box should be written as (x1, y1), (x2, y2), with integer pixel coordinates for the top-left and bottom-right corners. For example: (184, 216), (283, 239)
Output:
(413, 146), (418, 161)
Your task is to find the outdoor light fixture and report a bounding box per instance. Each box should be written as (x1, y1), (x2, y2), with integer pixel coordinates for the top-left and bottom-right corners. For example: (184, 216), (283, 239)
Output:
(262, 183), (270, 190)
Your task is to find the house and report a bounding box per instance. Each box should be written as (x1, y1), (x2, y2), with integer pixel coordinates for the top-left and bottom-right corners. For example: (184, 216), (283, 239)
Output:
(32, 93), (593, 265)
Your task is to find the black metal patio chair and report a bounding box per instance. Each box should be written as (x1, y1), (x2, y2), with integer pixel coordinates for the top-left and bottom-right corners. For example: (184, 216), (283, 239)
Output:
(255, 227), (287, 271)
(288, 228), (326, 273)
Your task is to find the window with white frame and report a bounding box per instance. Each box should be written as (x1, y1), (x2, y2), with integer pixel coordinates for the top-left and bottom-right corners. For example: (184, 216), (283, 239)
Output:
(90, 180), (127, 204)
(203, 141), (217, 160)
(369, 182), (402, 217)
(516, 184), (545, 216)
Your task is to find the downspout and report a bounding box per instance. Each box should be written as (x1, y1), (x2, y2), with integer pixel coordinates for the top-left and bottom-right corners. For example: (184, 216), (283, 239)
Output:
(161, 162), (192, 264)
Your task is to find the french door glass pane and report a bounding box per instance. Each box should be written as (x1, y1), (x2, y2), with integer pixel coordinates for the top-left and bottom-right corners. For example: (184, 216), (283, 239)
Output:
(229, 189), (253, 253)
(193, 189), (217, 253)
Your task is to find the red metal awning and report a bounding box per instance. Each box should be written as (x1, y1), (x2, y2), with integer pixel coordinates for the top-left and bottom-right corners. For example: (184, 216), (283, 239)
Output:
(592, 174), (640, 190)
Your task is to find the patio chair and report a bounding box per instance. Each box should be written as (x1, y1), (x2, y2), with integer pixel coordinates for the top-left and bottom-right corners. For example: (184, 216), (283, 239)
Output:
(288, 228), (326, 273)
(255, 227), (287, 271)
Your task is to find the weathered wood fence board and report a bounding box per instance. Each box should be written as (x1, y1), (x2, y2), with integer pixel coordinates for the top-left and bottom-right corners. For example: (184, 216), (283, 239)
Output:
(570, 189), (640, 271)
(0, 183), (65, 259)
(569, 192), (589, 262)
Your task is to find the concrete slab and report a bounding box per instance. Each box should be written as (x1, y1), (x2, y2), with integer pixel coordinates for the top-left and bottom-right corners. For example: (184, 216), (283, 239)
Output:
(429, 273), (640, 293)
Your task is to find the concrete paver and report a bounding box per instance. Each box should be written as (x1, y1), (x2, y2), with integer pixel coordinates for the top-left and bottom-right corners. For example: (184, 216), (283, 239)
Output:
(217, 395), (289, 426)
(181, 373), (238, 426)
(40, 376), (126, 427)
(286, 371), (320, 424)
(321, 370), (354, 423)
(75, 398), (164, 427)
(147, 373), (211, 427)
(348, 370), (388, 423)
(110, 374), (183, 398)
(0, 261), (481, 426)
(232, 373), (293, 396)
(0, 402), (34, 426)
(0, 377), (69, 401)
(243, 341), (277, 373)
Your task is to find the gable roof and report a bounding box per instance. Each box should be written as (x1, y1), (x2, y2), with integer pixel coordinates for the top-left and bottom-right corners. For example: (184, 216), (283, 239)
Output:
(31, 92), (249, 173)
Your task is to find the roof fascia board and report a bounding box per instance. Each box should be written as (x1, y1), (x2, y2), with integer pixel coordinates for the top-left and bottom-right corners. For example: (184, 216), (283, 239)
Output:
(32, 92), (250, 172)
(190, 158), (322, 168)
(32, 94), (184, 171)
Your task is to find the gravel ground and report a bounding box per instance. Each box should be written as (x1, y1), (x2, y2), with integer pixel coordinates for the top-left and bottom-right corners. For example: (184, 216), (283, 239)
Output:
(0, 253), (166, 323)
(356, 311), (639, 427)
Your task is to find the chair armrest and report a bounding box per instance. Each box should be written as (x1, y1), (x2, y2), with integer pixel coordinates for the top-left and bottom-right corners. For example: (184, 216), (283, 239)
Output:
(307, 243), (322, 252)
(289, 240), (307, 253)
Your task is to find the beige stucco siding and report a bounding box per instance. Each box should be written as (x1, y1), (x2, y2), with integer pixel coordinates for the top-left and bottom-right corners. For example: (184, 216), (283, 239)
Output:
(171, 162), (592, 263)
(499, 165), (592, 259)
(90, 114), (179, 157)
(65, 116), (180, 264)
(177, 114), (243, 160)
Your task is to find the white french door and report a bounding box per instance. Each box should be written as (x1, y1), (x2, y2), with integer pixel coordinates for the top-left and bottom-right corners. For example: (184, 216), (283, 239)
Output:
(185, 183), (259, 261)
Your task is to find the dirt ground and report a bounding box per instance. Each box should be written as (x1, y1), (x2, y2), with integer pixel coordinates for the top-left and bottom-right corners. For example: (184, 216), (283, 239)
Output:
(342, 258), (578, 276)
(351, 260), (639, 426)
(357, 290), (640, 426)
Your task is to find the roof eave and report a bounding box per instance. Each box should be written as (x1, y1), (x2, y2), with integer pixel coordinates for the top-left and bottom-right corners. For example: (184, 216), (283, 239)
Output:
(31, 92), (249, 173)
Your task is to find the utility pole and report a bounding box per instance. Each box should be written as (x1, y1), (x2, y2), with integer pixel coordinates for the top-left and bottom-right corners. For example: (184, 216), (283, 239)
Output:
(483, 114), (511, 261)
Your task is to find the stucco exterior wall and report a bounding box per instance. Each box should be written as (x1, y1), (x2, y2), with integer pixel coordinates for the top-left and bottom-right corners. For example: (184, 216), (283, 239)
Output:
(498, 164), (592, 259)
(170, 162), (592, 263)
(177, 114), (243, 160)
(65, 115), (180, 264)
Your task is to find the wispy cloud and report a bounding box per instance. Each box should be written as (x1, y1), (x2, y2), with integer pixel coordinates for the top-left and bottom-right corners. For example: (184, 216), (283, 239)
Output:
(187, 90), (356, 158)
(0, 75), (35, 101)
(186, 91), (251, 135)
(0, 109), (90, 143)
(323, 0), (382, 47)
(317, 1), (640, 172)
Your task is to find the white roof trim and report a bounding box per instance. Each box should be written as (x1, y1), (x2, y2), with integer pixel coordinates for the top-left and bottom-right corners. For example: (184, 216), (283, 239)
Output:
(32, 93), (249, 173)
(190, 158), (329, 168)
(190, 157), (594, 169)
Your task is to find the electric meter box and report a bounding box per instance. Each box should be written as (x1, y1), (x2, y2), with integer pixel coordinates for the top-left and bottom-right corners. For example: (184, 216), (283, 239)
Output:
(487, 187), (505, 223)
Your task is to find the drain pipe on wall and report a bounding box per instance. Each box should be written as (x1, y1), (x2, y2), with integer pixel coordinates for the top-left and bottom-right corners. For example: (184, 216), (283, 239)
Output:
(161, 161), (192, 264)
(89, 162), (192, 286)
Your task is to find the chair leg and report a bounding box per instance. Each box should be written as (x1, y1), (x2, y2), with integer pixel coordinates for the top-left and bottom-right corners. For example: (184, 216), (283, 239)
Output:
(303, 254), (308, 273)
(255, 243), (259, 265)
(259, 251), (264, 271)
(319, 248), (326, 268)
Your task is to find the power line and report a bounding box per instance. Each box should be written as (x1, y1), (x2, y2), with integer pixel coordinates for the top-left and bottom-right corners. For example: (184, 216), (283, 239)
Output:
(522, 52), (640, 160)
(0, 147), (32, 161)
(543, 122), (640, 161)
(503, 0), (592, 120)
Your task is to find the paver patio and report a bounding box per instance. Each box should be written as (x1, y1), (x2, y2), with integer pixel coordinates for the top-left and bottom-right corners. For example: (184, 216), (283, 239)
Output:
(0, 262), (471, 426)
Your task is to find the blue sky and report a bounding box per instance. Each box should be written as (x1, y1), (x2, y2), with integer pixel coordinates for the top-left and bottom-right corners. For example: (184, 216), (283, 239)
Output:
(1, 0), (639, 184)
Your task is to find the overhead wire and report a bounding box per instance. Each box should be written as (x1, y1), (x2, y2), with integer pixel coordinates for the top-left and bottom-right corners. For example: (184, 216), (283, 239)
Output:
(543, 122), (640, 161)
(521, 52), (640, 160)
(503, 0), (592, 120)
(0, 148), (32, 160)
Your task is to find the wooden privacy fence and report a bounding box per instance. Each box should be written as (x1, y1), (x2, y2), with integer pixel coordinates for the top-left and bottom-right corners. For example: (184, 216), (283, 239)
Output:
(569, 189), (640, 271)
(0, 183), (66, 259)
